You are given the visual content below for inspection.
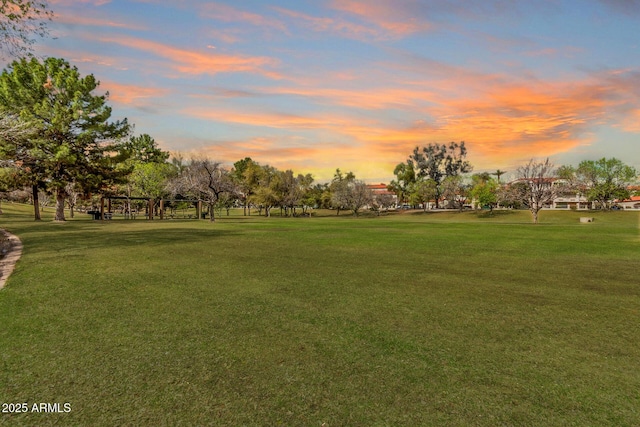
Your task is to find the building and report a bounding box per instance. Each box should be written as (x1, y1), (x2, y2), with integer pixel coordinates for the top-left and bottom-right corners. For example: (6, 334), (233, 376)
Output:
(617, 195), (640, 210)
(366, 183), (398, 206)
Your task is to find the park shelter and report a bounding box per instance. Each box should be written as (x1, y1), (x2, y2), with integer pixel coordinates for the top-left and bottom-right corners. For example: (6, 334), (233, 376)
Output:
(95, 196), (206, 220)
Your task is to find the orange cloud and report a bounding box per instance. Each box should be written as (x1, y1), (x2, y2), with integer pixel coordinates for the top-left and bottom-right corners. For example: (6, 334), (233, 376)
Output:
(620, 109), (640, 132)
(338, 82), (606, 167)
(201, 137), (319, 162)
(182, 107), (364, 131)
(100, 81), (170, 106)
(180, 70), (618, 173)
(329, 0), (433, 38)
(261, 85), (438, 110)
(98, 35), (279, 77)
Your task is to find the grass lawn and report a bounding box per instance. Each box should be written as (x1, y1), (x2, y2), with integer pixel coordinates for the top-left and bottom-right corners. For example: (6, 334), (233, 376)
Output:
(0, 204), (639, 426)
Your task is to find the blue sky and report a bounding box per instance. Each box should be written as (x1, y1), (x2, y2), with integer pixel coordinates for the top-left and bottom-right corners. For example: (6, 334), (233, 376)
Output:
(11, 0), (640, 182)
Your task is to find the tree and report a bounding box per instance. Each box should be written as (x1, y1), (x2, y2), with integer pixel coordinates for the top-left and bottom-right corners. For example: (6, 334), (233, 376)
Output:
(130, 162), (174, 199)
(0, 164), (19, 214)
(247, 163), (279, 217)
(410, 141), (472, 208)
(347, 181), (373, 216)
(169, 158), (235, 222)
(1, 0), (52, 58)
(370, 192), (395, 216)
(117, 134), (172, 217)
(329, 168), (355, 215)
(303, 183), (330, 211)
(122, 134), (169, 164)
(492, 169), (507, 183)
(408, 178), (437, 211)
(441, 175), (470, 211)
(272, 169), (297, 217)
(514, 158), (562, 224)
(0, 112), (33, 140)
(65, 181), (80, 218)
(0, 110), (44, 219)
(470, 174), (499, 212)
(497, 182), (525, 209)
(214, 191), (236, 217)
(0, 57), (131, 221)
(388, 160), (416, 204)
(330, 170), (372, 216)
(231, 157), (255, 215)
(266, 169), (313, 217)
(575, 158), (637, 210)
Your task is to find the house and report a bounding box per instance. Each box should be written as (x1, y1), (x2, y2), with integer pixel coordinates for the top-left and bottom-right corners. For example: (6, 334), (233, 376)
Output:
(616, 195), (640, 210)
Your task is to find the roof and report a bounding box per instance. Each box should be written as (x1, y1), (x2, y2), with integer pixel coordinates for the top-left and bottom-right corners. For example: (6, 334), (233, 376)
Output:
(366, 183), (388, 190)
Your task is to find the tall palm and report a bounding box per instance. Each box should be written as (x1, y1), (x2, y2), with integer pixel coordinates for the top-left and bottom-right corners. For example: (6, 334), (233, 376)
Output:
(493, 169), (507, 183)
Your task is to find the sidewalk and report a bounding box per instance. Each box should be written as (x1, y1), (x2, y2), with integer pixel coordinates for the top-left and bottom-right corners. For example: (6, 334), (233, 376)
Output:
(0, 230), (23, 289)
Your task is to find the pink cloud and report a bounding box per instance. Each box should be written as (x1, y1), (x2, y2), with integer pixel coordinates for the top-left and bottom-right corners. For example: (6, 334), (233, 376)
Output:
(97, 35), (279, 77)
(199, 2), (287, 32)
(273, 7), (380, 40)
(53, 12), (146, 30)
(329, 0), (433, 38)
(49, 0), (110, 6)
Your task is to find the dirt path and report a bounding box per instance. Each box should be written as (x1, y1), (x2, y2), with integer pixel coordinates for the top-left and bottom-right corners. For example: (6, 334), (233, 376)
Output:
(0, 230), (23, 289)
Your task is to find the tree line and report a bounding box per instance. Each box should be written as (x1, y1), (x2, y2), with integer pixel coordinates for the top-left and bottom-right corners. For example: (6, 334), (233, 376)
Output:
(0, 56), (383, 221)
(0, 55), (637, 223)
(389, 145), (638, 223)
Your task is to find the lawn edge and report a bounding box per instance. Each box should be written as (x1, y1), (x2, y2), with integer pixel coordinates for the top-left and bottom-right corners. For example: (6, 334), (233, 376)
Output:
(0, 229), (23, 289)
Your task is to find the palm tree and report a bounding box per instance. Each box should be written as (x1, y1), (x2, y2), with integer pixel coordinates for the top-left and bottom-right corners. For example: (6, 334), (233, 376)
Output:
(493, 169), (507, 183)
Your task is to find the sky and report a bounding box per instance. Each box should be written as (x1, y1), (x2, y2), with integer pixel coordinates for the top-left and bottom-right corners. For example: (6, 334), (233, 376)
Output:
(11, 0), (640, 182)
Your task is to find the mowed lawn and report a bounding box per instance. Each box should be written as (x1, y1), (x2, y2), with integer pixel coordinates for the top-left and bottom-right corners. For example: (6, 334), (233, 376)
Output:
(0, 204), (638, 426)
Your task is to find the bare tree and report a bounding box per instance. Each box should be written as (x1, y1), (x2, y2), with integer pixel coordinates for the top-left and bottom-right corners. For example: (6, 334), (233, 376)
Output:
(441, 175), (470, 211)
(168, 158), (235, 222)
(1, 0), (53, 58)
(332, 178), (373, 216)
(370, 193), (395, 216)
(37, 189), (50, 210)
(515, 158), (561, 224)
(65, 182), (79, 218)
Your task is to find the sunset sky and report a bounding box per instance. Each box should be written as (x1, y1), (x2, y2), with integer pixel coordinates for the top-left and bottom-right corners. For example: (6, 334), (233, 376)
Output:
(13, 0), (640, 182)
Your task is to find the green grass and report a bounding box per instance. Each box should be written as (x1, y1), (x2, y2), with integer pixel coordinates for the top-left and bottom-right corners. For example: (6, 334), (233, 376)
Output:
(1, 204), (639, 426)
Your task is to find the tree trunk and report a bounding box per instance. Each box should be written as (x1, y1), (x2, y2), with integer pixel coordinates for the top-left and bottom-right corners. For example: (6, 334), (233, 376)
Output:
(209, 203), (215, 222)
(531, 208), (539, 224)
(55, 190), (66, 221)
(32, 185), (41, 221)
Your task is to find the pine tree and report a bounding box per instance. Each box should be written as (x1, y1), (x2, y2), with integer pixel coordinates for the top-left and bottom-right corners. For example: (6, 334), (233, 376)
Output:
(0, 57), (130, 220)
